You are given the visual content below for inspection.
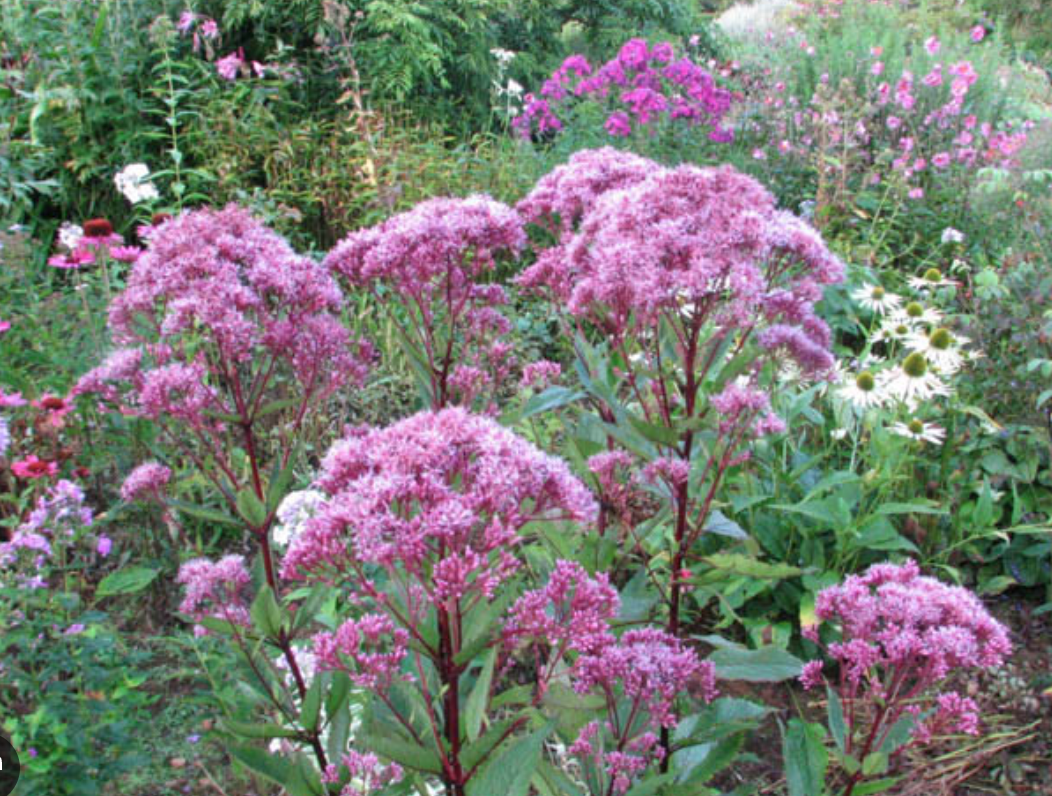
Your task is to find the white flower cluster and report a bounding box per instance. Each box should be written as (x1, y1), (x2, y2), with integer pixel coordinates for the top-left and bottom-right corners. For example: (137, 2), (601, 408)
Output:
(272, 489), (327, 548)
(114, 163), (160, 204)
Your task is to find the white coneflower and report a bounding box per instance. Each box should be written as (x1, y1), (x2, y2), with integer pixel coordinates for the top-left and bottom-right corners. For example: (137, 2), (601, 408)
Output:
(880, 352), (951, 407)
(906, 326), (967, 373)
(837, 369), (886, 410)
(889, 418), (946, 444)
(891, 300), (943, 327)
(851, 284), (903, 315)
(907, 267), (955, 291)
(874, 316), (916, 345)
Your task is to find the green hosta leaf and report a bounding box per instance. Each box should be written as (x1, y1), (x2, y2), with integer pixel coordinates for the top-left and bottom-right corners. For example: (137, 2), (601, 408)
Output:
(710, 646), (804, 682)
(95, 566), (159, 598)
(467, 723), (552, 796)
(783, 719), (827, 796)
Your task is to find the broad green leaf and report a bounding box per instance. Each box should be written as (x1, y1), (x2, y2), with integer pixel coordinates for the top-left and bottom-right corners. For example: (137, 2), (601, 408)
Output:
(465, 648), (496, 742)
(220, 718), (298, 739)
(362, 732), (444, 775)
(710, 646), (804, 682)
(95, 566), (159, 598)
(237, 488), (268, 529)
(229, 745), (292, 788)
(702, 553), (800, 580)
(301, 678), (323, 732)
(826, 685), (845, 752)
(703, 511), (749, 540)
(783, 719), (827, 796)
(250, 585), (285, 639)
(467, 723), (552, 796)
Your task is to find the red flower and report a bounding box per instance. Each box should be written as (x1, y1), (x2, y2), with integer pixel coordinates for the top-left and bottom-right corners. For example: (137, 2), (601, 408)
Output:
(11, 455), (59, 479)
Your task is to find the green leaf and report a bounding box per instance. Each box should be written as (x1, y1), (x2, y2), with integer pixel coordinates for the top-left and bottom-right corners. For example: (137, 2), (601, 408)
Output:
(518, 386), (584, 421)
(464, 648), (496, 742)
(95, 566), (159, 598)
(229, 745), (291, 788)
(702, 553), (800, 580)
(703, 510), (749, 540)
(168, 499), (241, 526)
(878, 714), (914, 754)
(624, 772), (677, 796)
(250, 585), (285, 639)
(876, 501), (947, 516)
(710, 646), (804, 682)
(852, 776), (903, 795)
(237, 488), (268, 528)
(220, 718), (299, 739)
(861, 751), (888, 776)
(826, 685), (846, 752)
(301, 678), (323, 733)
(783, 719), (827, 796)
(467, 723), (552, 796)
(362, 732), (444, 775)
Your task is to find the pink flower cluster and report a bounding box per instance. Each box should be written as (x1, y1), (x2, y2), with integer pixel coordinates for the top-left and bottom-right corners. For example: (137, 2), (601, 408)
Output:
(802, 560), (1011, 742)
(740, 35), (1028, 203)
(313, 613), (409, 689)
(120, 461), (172, 504)
(175, 554), (252, 636)
(513, 38), (734, 142)
(508, 564), (716, 794)
(322, 749), (404, 796)
(519, 148), (842, 380)
(79, 205), (370, 429)
(282, 408), (597, 599)
(325, 196), (524, 408)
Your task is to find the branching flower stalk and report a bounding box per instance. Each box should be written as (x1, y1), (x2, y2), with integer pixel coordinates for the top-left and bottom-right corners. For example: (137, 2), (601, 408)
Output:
(76, 205), (372, 771)
(519, 147), (844, 764)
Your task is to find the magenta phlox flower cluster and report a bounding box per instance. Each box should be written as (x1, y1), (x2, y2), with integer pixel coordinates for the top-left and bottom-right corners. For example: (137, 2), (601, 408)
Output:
(176, 554), (252, 636)
(0, 480), (98, 588)
(322, 749), (404, 796)
(313, 613), (409, 690)
(802, 560), (1011, 742)
(281, 408), (598, 605)
(326, 196), (524, 408)
(505, 560), (619, 657)
(120, 461), (172, 503)
(92, 205), (369, 423)
(513, 38), (734, 142)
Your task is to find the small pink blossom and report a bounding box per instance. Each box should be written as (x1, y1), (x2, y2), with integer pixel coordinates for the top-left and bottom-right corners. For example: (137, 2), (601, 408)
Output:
(970, 25), (986, 43)
(216, 50), (244, 81)
(924, 36), (941, 55)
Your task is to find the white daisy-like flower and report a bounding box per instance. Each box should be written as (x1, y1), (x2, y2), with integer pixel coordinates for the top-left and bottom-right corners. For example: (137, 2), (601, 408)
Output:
(836, 369), (886, 410)
(874, 316), (916, 344)
(907, 267), (956, 291)
(905, 327), (968, 373)
(879, 352), (951, 408)
(57, 222), (83, 251)
(940, 227), (965, 245)
(890, 300), (943, 327)
(851, 284), (903, 315)
(889, 418), (946, 445)
(830, 427), (850, 440)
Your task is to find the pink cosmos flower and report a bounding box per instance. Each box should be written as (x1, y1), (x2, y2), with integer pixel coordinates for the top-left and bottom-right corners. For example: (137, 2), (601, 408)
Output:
(0, 320), (9, 335)
(0, 389), (27, 408)
(200, 18), (218, 39)
(47, 249), (95, 269)
(924, 36), (941, 55)
(932, 151), (951, 168)
(96, 536), (112, 557)
(871, 61), (884, 76)
(176, 10), (196, 32)
(970, 25), (986, 43)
